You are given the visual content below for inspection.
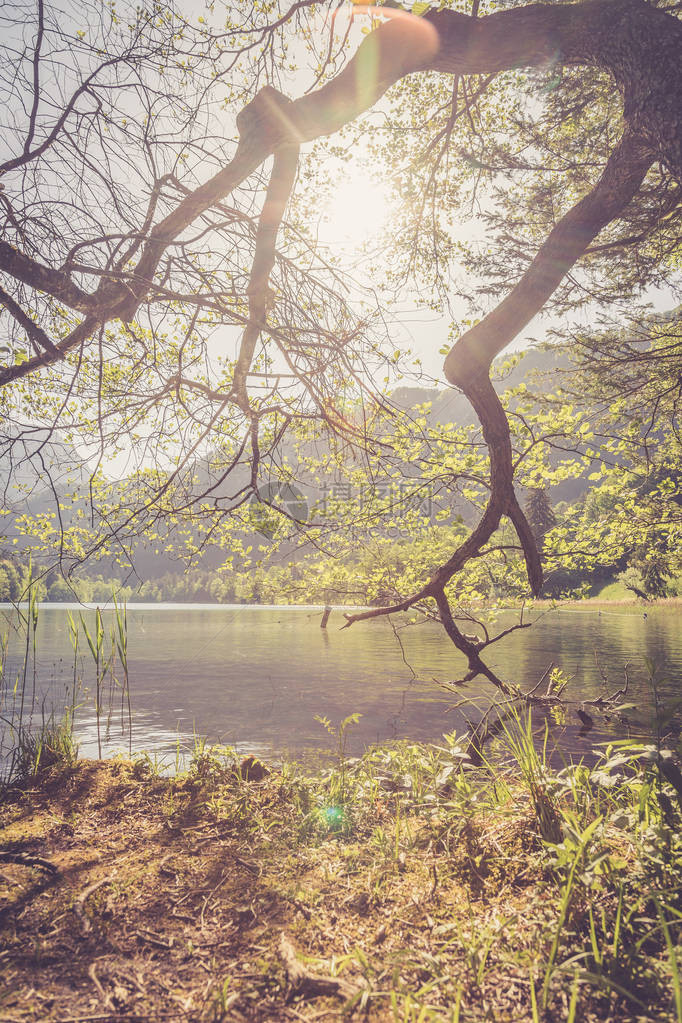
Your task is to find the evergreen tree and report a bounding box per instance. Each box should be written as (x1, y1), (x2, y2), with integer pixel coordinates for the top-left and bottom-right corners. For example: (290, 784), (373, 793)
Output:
(524, 488), (557, 553)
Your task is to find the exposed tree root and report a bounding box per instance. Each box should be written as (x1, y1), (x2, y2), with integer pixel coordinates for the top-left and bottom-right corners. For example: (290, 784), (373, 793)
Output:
(0, 850), (59, 875)
(278, 932), (361, 1002)
(73, 878), (113, 934)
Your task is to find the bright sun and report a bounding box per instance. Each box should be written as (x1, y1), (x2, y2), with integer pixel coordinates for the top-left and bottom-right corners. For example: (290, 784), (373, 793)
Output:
(321, 175), (394, 250)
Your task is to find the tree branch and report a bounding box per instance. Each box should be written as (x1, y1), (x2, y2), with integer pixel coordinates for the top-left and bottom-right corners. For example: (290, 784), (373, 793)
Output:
(443, 129), (654, 387)
(0, 240), (98, 314)
(24, 0), (45, 159)
(0, 315), (95, 387)
(232, 136), (299, 409)
(0, 283), (62, 358)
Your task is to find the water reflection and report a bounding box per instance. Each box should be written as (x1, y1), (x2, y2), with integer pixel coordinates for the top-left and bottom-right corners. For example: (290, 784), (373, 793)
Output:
(1, 603), (679, 767)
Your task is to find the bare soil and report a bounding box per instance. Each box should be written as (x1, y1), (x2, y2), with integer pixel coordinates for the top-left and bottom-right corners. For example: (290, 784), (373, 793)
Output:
(0, 758), (546, 1022)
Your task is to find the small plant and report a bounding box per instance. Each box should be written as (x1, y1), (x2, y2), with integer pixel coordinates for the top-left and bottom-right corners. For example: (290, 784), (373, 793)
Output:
(209, 976), (236, 1020)
(548, 666), (570, 699)
(314, 712), (362, 832)
(13, 708), (79, 780)
(542, 812), (604, 1007)
(132, 750), (167, 780)
(188, 737), (235, 783)
(499, 708), (563, 842)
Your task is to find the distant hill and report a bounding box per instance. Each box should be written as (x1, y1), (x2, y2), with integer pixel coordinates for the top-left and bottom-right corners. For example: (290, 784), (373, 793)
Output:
(391, 345), (567, 424)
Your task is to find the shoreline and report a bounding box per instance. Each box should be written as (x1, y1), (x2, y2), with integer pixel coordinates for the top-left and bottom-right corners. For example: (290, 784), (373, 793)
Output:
(1, 595), (680, 612)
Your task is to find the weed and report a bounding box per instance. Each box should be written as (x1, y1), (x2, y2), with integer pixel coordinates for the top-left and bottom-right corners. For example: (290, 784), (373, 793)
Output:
(132, 750), (167, 779)
(188, 735), (235, 783)
(13, 710), (79, 780)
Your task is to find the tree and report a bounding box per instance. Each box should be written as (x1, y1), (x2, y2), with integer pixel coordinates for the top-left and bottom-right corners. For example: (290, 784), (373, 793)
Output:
(524, 488), (556, 554)
(1, 0), (681, 695)
(0, 558), (22, 601)
(539, 308), (682, 597)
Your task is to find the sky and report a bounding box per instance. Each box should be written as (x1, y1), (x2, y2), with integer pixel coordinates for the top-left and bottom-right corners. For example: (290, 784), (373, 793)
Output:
(313, 145), (680, 385)
(306, 160), (679, 387)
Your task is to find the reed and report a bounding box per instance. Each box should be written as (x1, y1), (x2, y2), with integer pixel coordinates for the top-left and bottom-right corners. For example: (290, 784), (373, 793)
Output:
(1, 591), (133, 784)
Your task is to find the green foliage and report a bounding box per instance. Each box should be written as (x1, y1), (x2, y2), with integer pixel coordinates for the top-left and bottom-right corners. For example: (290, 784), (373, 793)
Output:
(0, 559), (21, 600)
(12, 711), (79, 781)
(314, 712), (363, 827)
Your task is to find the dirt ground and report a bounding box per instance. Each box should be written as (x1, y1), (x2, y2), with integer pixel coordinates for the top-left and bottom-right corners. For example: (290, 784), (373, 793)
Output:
(0, 757), (550, 1023)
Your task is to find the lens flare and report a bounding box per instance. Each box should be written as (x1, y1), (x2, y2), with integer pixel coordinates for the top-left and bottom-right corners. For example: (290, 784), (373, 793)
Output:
(322, 176), (394, 247)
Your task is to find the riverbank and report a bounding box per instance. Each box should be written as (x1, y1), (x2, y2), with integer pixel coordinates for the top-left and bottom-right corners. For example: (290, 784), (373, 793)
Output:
(535, 594), (682, 608)
(1, 735), (681, 1022)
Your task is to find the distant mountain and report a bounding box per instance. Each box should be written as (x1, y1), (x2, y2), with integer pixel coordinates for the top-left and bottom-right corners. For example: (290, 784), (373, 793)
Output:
(391, 345), (568, 422)
(0, 429), (87, 503)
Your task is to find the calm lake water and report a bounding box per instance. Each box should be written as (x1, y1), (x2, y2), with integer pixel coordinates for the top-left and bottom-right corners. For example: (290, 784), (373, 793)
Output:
(1, 602), (680, 768)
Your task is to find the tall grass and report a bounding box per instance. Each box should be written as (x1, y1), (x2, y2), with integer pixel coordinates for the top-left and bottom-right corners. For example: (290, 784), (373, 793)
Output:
(0, 587), (133, 785)
(113, 596), (132, 756)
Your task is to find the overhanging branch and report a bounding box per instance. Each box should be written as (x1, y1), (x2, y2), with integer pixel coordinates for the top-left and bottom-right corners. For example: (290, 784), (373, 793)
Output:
(232, 136), (300, 410)
(1, 1), (678, 388)
(443, 130), (654, 387)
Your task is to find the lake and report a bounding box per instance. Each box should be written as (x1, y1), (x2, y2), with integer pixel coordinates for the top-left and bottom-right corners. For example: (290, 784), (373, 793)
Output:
(1, 602), (680, 770)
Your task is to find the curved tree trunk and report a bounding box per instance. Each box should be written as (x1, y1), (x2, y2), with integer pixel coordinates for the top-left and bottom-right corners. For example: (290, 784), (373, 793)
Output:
(1, 0), (680, 689)
(2, 0), (679, 387)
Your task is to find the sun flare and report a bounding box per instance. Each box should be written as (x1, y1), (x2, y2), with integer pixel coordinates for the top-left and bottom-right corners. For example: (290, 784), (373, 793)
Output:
(321, 175), (395, 249)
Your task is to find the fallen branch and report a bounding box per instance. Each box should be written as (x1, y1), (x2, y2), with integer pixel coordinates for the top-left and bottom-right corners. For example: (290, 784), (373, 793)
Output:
(278, 932), (360, 1001)
(87, 961), (108, 1004)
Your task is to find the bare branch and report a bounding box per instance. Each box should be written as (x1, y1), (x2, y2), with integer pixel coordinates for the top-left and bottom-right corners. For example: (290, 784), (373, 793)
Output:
(0, 282), (62, 358)
(232, 135), (299, 409)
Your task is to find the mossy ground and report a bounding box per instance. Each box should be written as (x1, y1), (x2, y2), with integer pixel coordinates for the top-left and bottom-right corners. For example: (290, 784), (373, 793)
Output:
(1, 738), (680, 1022)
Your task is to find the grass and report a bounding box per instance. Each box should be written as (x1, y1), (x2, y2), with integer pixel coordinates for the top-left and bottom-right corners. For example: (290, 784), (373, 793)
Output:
(591, 578), (682, 601)
(592, 580), (631, 601)
(9, 707), (79, 781)
(0, 590), (134, 785)
(1, 718), (681, 1021)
